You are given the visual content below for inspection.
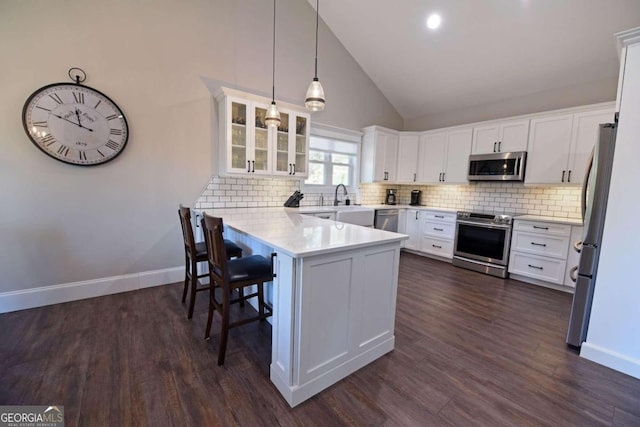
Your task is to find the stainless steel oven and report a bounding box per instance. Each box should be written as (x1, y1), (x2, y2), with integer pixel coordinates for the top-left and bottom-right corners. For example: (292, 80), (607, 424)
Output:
(452, 211), (514, 278)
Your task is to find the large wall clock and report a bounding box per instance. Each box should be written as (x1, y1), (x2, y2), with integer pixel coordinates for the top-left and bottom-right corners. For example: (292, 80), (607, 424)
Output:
(22, 69), (129, 166)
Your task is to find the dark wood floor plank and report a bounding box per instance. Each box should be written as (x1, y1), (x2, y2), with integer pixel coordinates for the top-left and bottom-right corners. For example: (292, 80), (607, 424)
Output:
(2, 252), (640, 426)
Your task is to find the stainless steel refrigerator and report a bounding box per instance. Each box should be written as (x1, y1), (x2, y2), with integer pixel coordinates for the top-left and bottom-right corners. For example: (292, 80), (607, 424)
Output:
(566, 122), (618, 349)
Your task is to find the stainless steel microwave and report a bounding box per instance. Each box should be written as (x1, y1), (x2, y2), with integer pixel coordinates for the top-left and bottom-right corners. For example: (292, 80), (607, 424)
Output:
(468, 151), (527, 181)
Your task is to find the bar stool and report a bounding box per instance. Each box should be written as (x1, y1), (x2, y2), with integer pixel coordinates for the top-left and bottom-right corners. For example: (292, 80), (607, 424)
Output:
(178, 205), (243, 319)
(201, 213), (274, 365)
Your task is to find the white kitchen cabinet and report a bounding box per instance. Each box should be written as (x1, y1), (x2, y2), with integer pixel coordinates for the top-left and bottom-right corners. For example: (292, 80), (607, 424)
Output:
(404, 209), (422, 251)
(216, 88), (310, 177)
(567, 109), (615, 184)
(509, 219), (572, 286)
(526, 108), (614, 185)
(420, 210), (456, 259)
(471, 119), (529, 154)
(396, 134), (420, 183)
(272, 112), (310, 178)
(361, 127), (399, 182)
(418, 128), (472, 184)
(398, 209), (407, 248)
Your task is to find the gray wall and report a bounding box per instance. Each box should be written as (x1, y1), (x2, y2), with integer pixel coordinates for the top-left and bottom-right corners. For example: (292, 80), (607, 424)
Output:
(403, 77), (617, 130)
(0, 0), (402, 294)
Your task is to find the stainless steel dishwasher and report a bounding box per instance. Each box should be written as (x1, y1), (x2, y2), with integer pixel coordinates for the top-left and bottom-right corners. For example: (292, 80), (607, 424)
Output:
(374, 209), (399, 232)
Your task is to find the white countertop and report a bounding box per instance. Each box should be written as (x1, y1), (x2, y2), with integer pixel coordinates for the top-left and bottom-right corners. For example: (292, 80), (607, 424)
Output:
(514, 214), (583, 226)
(200, 207), (408, 258)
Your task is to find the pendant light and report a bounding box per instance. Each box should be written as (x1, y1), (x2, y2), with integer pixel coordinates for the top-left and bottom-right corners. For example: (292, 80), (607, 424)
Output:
(305, 0), (325, 111)
(265, 0), (281, 128)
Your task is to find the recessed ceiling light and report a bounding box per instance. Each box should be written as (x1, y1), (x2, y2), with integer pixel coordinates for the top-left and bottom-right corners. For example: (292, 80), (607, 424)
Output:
(426, 13), (441, 30)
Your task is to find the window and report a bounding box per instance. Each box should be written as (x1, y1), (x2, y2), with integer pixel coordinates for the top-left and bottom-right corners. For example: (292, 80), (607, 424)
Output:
(304, 136), (359, 190)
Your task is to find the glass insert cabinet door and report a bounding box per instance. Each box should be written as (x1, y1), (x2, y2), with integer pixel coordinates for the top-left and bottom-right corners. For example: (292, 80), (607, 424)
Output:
(294, 116), (308, 175)
(230, 101), (248, 171)
(253, 106), (270, 174)
(272, 113), (309, 177)
(275, 112), (290, 174)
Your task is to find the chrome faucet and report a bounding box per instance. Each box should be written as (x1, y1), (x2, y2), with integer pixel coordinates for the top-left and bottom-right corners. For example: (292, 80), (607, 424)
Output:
(334, 184), (348, 206)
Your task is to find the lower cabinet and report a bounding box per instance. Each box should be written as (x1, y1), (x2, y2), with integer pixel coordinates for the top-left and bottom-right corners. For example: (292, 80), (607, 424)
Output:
(508, 219), (582, 290)
(420, 210), (456, 258)
(403, 208), (456, 259)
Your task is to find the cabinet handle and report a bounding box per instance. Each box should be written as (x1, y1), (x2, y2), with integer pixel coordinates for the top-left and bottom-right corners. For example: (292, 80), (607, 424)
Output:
(292, 163), (296, 175)
(435, 215), (444, 218)
(288, 163), (292, 175)
(528, 264), (544, 270)
(434, 227), (444, 231)
(567, 170), (571, 182)
(439, 172), (443, 182)
(247, 160), (251, 173)
(251, 160), (255, 173)
(442, 172), (446, 182)
(432, 244), (442, 249)
(384, 171), (388, 181)
(498, 141), (502, 151)
(413, 173), (416, 182)
(531, 242), (547, 247)
(533, 225), (549, 230)
(271, 252), (278, 278)
(415, 211), (419, 220)
(493, 142), (497, 152)
(561, 170), (566, 182)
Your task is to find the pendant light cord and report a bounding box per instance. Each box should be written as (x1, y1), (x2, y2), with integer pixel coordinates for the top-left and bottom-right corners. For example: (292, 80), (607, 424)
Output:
(314, 0), (319, 78)
(272, 0), (277, 102)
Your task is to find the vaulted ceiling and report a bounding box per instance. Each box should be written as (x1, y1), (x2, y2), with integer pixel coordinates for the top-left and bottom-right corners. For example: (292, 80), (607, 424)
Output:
(313, 0), (640, 122)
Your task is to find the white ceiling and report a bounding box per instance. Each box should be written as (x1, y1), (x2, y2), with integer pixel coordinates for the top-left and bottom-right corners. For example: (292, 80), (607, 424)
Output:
(312, 0), (640, 121)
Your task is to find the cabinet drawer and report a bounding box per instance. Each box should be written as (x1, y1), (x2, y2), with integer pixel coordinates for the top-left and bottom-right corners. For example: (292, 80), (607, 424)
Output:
(511, 231), (569, 259)
(421, 236), (453, 259)
(423, 220), (455, 239)
(514, 220), (571, 237)
(421, 210), (456, 223)
(508, 252), (567, 284)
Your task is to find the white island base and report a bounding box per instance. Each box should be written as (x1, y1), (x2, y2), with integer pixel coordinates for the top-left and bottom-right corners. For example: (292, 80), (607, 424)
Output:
(204, 208), (405, 407)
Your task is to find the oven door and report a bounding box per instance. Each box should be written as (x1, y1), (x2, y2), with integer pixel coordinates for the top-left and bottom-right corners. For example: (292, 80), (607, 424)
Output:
(454, 220), (512, 266)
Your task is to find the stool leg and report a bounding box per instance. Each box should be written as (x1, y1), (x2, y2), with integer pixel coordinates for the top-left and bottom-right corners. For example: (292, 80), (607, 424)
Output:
(257, 283), (265, 318)
(187, 258), (198, 319)
(205, 291), (215, 340)
(181, 252), (189, 303)
(218, 290), (231, 365)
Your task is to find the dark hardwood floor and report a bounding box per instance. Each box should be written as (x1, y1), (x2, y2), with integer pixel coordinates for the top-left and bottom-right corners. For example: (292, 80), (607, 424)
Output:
(2, 252), (640, 426)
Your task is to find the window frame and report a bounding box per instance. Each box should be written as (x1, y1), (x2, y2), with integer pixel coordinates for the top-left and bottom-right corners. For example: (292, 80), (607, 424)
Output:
(302, 123), (362, 194)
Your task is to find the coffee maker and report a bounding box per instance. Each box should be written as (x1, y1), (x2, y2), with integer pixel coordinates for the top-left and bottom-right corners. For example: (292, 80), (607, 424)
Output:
(410, 190), (422, 206)
(385, 189), (397, 205)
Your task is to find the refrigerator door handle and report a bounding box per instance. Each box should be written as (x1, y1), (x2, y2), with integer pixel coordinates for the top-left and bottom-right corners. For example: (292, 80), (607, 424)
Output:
(569, 266), (578, 283)
(582, 148), (594, 223)
(574, 240), (583, 253)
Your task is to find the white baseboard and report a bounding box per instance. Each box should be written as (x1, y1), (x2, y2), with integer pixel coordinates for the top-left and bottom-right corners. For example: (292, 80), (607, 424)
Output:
(581, 342), (640, 380)
(0, 267), (185, 314)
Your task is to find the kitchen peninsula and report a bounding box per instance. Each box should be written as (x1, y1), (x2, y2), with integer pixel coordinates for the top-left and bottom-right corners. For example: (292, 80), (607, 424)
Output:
(200, 207), (407, 407)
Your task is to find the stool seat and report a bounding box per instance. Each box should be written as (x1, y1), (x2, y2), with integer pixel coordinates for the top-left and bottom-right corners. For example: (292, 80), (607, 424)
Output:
(227, 255), (273, 283)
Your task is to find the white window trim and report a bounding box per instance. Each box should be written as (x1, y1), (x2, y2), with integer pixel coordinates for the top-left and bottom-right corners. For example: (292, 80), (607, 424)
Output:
(301, 123), (363, 194)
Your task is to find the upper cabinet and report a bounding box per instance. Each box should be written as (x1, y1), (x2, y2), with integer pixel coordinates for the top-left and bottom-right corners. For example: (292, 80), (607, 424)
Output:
(272, 112), (309, 177)
(396, 134), (421, 183)
(525, 107), (614, 185)
(361, 127), (399, 182)
(471, 119), (529, 154)
(418, 128), (472, 184)
(216, 88), (310, 178)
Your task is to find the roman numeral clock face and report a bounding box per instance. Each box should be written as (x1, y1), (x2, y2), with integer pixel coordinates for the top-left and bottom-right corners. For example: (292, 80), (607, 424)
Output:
(22, 83), (128, 166)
